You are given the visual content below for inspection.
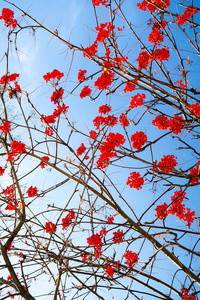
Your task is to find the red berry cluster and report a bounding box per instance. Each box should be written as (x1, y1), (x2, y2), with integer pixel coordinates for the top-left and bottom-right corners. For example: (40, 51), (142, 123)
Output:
(62, 210), (75, 230)
(87, 229), (107, 258)
(112, 229), (124, 244)
(124, 250), (139, 267)
(131, 131), (147, 150)
(176, 6), (198, 26)
(97, 132), (125, 169)
(26, 186), (39, 197)
(129, 93), (145, 109)
(0, 8), (17, 29)
(126, 172), (144, 190)
(45, 222), (57, 234)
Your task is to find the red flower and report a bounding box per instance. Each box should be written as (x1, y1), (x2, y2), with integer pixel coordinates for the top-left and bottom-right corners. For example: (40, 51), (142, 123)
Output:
(155, 202), (168, 220)
(176, 6), (198, 26)
(0, 166), (5, 176)
(119, 113), (130, 127)
(124, 80), (137, 93)
(80, 86), (92, 99)
(26, 186), (38, 197)
(105, 264), (114, 278)
(77, 143), (86, 156)
(131, 131), (147, 150)
(112, 229), (124, 244)
(124, 251), (138, 267)
(50, 88), (64, 104)
(148, 29), (163, 45)
(137, 51), (150, 70)
(152, 115), (169, 130)
(188, 103), (200, 116)
(0, 8), (17, 29)
(151, 48), (170, 62)
(0, 73), (19, 84)
(157, 155), (178, 173)
(95, 22), (115, 43)
(168, 115), (184, 134)
(96, 132), (125, 169)
(107, 216), (114, 224)
(129, 93), (145, 109)
(62, 210), (75, 230)
(94, 71), (114, 90)
(45, 222), (57, 234)
(127, 172), (144, 190)
(83, 43), (98, 59)
(98, 104), (112, 114)
(136, 0), (170, 12)
(181, 287), (196, 300)
(43, 69), (64, 83)
(45, 127), (54, 136)
(80, 253), (88, 262)
(78, 69), (87, 83)
(89, 130), (97, 139)
(40, 156), (50, 169)
(92, 0), (107, 6)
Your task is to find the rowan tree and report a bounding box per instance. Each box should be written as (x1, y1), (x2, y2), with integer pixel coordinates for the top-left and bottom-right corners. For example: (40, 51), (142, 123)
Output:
(0, 0), (199, 299)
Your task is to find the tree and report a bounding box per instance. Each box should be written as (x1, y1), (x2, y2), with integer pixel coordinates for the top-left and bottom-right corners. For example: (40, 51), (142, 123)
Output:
(0, 0), (199, 299)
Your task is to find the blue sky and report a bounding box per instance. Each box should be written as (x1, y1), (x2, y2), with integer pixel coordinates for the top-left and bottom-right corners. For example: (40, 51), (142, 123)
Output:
(0, 0), (200, 299)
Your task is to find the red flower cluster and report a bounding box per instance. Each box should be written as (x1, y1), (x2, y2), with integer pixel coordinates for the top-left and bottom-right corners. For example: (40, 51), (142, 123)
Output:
(119, 113), (130, 127)
(153, 115), (184, 134)
(189, 160), (200, 184)
(181, 287), (196, 300)
(176, 6), (198, 26)
(124, 251), (138, 267)
(43, 69), (64, 83)
(124, 80), (137, 93)
(62, 210), (75, 230)
(80, 86), (92, 99)
(94, 70), (114, 90)
(50, 88), (64, 104)
(0, 8), (17, 29)
(105, 264), (114, 278)
(83, 43), (98, 59)
(129, 93), (145, 108)
(156, 155), (178, 173)
(97, 132), (125, 169)
(3, 185), (16, 211)
(9, 82), (22, 99)
(87, 229), (107, 257)
(131, 131), (147, 150)
(40, 156), (50, 169)
(188, 103), (200, 116)
(155, 191), (195, 227)
(89, 130), (97, 139)
(148, 29), (163, 45)
(155, 202), (168, 220)
(98, 104), (111, 114)
(78, 69), (87, 83)
(0, 73), (19, 84)
(7, 140), (26, 161)
(112, 229), (124, 244)
(77, 143), (86, 156)
(151, 48), (170, 62)
(0, 121), (11, 133)
(136, 0), (170, 12)
(92, 0), (107, 7)
(45, 127), (54, 136)
(152, 115), (169, 130)
(45, 222), (57, 234)
(0, 166), (5, 176)
(127, 172), (144, 190)
(137, 51), (151, 70)
(93, 115), (118, 130)
(40, 104), (68, 124)
(80, 253), (88, 262)
(107, 216), (114, 224)
(95, 22), (115, 43)
(26, 186), (39, 197)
